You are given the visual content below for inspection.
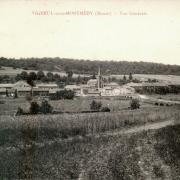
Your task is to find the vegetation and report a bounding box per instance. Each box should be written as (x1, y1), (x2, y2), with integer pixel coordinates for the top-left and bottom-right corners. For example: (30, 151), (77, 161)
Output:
(1, 57), (180, 75)
(50, 90), (75, 100)
(90, 100), (102, 111)
(40, 100), (53, 114)
(136, 85), (180, 94)
(101, 106), (111, 112)
(130, 99), (140, 109)
(0, 106), (180, 179)
(29, 101), (40, 114)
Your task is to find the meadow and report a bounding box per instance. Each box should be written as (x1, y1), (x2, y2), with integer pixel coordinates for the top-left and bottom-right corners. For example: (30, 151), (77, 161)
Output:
(0, 96), (155, 115)
(110, 74), (180, 84)
(150, 93), (180, 101)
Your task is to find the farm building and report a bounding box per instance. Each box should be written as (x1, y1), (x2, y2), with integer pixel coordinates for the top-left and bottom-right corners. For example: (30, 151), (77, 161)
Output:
(0, 83), (14, 90)
(36, 83), (58, 89)
(0, 80), (60, 97)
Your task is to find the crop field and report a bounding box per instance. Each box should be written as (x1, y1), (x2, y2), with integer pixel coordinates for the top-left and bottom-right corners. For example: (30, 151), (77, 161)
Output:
(0, 105), (180, 179)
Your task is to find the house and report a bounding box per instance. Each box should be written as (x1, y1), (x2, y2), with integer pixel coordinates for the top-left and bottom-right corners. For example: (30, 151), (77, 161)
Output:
(14, 81), (31, 89)
(32, 88), (49, 97)
(17, 87), (32, 97)
(104, 82), (119, 89)
(100, 85), (135, 96)
(13, 81), (32, 97)
(86, 89), (101, 96)
(65, 85), (81, 96)
(0, 88), (6, 97)
(87, 79), (98, 89)
(36, 83), (58, 89)
(0, 83), (14, 90)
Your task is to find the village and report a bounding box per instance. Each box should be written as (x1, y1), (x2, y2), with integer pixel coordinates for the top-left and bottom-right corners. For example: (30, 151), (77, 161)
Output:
(0, 67), (178, 99)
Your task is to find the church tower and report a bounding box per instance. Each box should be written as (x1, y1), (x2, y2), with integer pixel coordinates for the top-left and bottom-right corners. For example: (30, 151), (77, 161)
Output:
(97, 67), (103, 89)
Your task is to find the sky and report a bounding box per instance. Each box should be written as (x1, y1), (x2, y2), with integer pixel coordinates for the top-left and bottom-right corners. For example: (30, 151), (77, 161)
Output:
(0, 0), (180, 65)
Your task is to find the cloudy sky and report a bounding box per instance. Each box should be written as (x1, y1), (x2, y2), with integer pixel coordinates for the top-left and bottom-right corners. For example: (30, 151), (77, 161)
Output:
(0, 0), (180, 65)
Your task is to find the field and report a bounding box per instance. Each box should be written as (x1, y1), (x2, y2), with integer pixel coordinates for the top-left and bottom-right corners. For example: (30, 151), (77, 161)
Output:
(149, 93), (180, 101)
(0, 105), (180, 179)
(110, 74), (180, 84)
(0, 96), (155, 115)
(0, 66), (89, 78)
(0, 92), (180, 179)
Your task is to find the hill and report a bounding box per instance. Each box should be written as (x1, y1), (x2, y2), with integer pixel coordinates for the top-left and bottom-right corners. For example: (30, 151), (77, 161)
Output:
(0, 57), (180, 75)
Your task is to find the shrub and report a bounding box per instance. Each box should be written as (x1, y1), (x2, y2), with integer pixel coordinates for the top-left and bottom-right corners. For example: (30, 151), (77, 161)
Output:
(16, 107), (24, 116)
(90, 100), (102, 111)
(26, 94), (33, 102)
(40, 100), (53, 114)
(130, 99), (140, 110)
(101, 107), (111, 112)
(29, 101), (40, 114)
(50, 90), (75, 100)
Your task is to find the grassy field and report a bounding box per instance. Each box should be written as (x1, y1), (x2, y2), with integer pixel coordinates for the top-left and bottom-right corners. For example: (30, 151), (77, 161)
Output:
(0, 96), (155, 115)
(110, 74), (180, 84)
(150, 93), (180, 101)
(0, 66), (89, 77)
(0, 95), (180, 179)
(0, 106), (180, 179)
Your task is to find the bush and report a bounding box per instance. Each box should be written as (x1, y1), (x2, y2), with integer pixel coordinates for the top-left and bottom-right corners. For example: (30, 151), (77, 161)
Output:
(40, 100), (53, 114)
(16, 107), (24, 116)
(101, 107), (111, 112)
(90, 100), (102, 111)
(50, 90), (75, 100)
(30, 101), (40, 114)
(130, 99), (140, 110)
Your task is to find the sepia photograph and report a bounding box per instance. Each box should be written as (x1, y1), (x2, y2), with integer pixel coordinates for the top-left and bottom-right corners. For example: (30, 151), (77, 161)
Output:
(0, 0), (180, 179)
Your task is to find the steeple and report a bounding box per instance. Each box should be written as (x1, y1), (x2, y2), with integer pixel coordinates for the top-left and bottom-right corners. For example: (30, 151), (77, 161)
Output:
(97, 66), (103, 89)
(98, 66), (101, 76)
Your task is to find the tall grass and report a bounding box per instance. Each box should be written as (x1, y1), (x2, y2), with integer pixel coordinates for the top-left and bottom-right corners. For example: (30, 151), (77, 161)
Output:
(0, 106), (180, 144)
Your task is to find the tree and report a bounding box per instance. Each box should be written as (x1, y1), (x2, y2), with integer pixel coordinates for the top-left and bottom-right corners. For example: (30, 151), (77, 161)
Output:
(129, 73), (133, 81)
(15, 74), (22, 81)
(37, 71), (45, 80)
(29, 72), (37, 81)
(123, 75), (126, 81)
(6, 89), (9, 97)
(40, 100), (53, 114)
(47, 72), (54, 81)
(90, 100), (102, 111)
(66, 70), (73, 78)
(20, 71), (28, 80)
(91, 72), (96, 79)
(29, 101), (39, 114)
(49, 90), (75, 100)
(27, 76), (35, 87)
(130, 99), (140, 110)
(14, 89), (18, 98)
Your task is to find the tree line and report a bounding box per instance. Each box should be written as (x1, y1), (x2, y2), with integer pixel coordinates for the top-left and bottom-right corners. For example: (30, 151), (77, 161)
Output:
(1, 57), (180, 75)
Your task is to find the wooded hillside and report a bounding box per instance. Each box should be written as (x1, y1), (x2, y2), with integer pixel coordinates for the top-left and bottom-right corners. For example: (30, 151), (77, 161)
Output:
(0, 57), (180, 75)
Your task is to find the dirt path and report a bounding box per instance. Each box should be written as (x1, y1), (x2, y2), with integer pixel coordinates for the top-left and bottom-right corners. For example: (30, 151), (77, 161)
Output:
(77, 119), (176, 180)
(97, 119), (175, 138)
